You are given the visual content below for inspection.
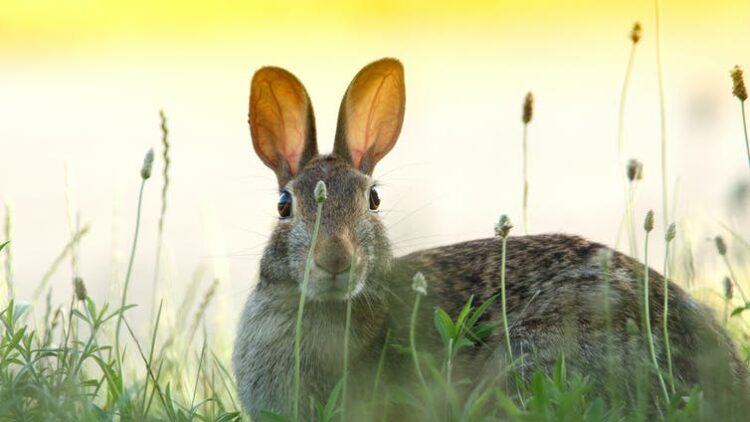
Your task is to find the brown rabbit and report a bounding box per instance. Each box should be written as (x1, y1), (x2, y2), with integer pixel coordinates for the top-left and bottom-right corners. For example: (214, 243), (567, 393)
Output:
(233, 58), (747, 421)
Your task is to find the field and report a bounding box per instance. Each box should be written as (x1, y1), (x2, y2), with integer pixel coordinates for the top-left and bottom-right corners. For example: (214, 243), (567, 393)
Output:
(2, 2), (750, 421)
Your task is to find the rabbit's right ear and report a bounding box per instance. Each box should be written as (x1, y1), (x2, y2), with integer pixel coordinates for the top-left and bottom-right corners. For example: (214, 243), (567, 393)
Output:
(333, 58), (405, 174)
(249, 66), (318, 187)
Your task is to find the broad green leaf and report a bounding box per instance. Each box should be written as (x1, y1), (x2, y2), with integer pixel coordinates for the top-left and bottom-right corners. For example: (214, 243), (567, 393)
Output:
(433, 308), (455, 344)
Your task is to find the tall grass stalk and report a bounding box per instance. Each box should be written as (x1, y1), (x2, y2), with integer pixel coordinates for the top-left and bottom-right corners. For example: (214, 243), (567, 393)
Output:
(599, 249), (618, 402)
(371, 329), (390, 402)
(618, 23), (641, 256)
(141, 300), (164, 416)
(662, 223), (676, 394)
(151, 110), (171, 325)
(741, 103), (749, 168)
(495, 215), (514, 363)
(409, 272), (429, 396)
(522, 125), (529, 235)
(292, 180), (327, 422)
(341, 252), (357, 420)
(642, 211), (669, 402)
(654, 0), (669, 229)
(115, 149), (154, 369)
(115, 178), (146, 367)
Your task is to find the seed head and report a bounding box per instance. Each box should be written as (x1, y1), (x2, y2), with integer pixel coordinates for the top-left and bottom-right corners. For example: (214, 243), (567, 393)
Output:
(494, 214), (513, 238)
(665, 223), (676, 242)
(643, 210), (654, 232)
(140, 148), (154, 180)
(314, 180), (327, 204)
(73, 277), (87, 301)
(522, 92), (534, 124)
(626, 159), (643, 182)
(731, 65), (748, 101)
(715, 236), (727, 256)
(412, 272), (427, 296)
(724, 276), (734, 300)
(630, 22), (642, 44)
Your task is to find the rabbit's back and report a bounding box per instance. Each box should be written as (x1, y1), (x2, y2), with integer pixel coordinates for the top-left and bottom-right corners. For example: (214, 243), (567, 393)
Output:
(393, 234), (747, 403)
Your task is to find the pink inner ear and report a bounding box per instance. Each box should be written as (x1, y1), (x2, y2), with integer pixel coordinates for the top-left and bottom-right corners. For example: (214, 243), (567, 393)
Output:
(350, 148), (365, 169)
(283, 151), (302, 175)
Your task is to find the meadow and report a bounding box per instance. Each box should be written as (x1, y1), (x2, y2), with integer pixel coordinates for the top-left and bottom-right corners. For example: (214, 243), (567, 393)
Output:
(1, 14), (750, 422)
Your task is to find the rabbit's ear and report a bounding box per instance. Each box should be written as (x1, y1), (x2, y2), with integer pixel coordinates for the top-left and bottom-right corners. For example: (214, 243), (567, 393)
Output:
(333, 58), (405, 174)
(249, 66), (318, 186)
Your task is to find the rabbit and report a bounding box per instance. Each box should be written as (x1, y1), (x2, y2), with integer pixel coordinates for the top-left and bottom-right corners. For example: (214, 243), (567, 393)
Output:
(233, 58), (748, 421)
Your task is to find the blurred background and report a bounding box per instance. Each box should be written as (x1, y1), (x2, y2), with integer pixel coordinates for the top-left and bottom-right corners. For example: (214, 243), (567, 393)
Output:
(1, 0), (749, 331)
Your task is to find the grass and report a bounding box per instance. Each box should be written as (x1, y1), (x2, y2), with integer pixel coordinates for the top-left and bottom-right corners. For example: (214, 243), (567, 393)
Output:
(641, 210), (669, 403)
(496, 215), (514, 364)
(654, 0), (670, 231)
(409, 272), (430, 399)
(292, 181), (326, 421)
(662, 223), (676, 395)
(1, 21), (749, 422)
(617, 22), (641, 257)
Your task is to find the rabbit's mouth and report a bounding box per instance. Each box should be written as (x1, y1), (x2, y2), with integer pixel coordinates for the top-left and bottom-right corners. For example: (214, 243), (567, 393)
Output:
(305, 260), (367, 301)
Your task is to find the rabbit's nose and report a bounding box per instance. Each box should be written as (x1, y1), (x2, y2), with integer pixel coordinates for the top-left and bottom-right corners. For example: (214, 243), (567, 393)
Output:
(314, 237), (353, 275)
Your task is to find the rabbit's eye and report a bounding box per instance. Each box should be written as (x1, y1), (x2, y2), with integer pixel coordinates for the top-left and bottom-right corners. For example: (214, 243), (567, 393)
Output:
(369, 187), (380, 211)
(277, 191), (292, 218)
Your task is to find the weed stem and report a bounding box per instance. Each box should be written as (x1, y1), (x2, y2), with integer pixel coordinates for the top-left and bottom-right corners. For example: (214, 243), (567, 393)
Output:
(409, 291), (429, 395)
(618, 41), (638, 256)
(741, 102), (749, 168)
(500, 236), (513, 363)
(115, 178), (147, 370)
(292, 196), (324, 421)
(642, 218), (670, 402)
(655, 0), (669, 229)
(662, 227), (676, 394)
(341, 252), (357, 420)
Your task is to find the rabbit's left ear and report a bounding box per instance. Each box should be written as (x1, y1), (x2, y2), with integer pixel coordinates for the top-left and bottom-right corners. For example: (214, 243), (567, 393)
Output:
(333, 58), (405, 174)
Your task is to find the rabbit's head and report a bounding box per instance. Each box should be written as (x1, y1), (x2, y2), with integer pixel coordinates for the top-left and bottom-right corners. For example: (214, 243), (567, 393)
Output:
(249, 58), (405, 301)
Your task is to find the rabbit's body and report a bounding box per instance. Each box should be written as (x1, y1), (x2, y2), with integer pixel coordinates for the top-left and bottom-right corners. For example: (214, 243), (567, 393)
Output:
(233, 58), (747, 420)
(396, 236), (746, 389)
